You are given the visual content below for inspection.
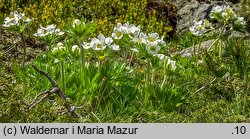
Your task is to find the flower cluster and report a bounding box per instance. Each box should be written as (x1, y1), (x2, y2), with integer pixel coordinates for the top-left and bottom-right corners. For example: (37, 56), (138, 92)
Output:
(112, 22), (140, 39)
(190, 5), (246, 36)
(72, 19), (83, 27)
(189, 19), (211, 36)
(34, 24), (64, 37)
(210, 5), (236, 22)
(209, 5), (246, 29)
(71, 45), (80, 52)
(80, 22), (167, 56)
(82, 33), (119, 51)
(3, 11), (32, 28)
(155, 54), (177, 70)
(52, 42), (65, 54)
(112, 22), (166, 55)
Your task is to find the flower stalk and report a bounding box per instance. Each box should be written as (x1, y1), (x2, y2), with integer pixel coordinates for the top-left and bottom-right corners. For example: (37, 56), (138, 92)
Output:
(20, 32), (26, 66)
(144, 60), (151, 106)
(60, 60), (66, 94)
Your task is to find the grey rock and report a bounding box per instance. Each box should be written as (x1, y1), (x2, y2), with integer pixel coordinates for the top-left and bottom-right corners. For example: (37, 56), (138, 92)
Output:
(229, 31), (250, 38)
(176, 0), (227, 33)
(172, 39), (225, 57)
(169, 0), (190, 10)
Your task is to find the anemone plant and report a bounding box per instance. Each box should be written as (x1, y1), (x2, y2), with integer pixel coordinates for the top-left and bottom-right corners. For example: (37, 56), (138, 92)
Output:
(33, 24), (65, 49)
(65, 18), (97, 78)
(2, 11), (32, 66)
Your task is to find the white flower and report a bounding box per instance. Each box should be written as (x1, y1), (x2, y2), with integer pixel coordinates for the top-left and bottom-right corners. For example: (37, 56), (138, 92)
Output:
(189, 19), (207, 36)
(82, 42), (93, 49)
(105, 37), (113, 45)
(34, 28), (46, 37)
(112, 22), (140, 39)
(11, 11), (25, 21)
(112, 27), (123, 39)
(236, 17), (246, 26)
(210, 5), (236, 21)
(72, 19), (81, 27)
(159, 36), (166, 46)
(155, 54), (169, 60)
(34, 24), (64, 37)
(43, 24), (57, 34)
(57, 42), (64, 47)
(72, 45), (80, 52)
(91, 38), (106, 50)
(132, 32), (147, 44)
(127, 24), (140, 38)
(147, 33), (160, 43)
(154, 54), (177, 70)
(52, 47), (59, 53)
(146, 43), (161, 55)
(97, 33), (106, 42)
(109, 44), (120, 51)
(210, 5), (224, 18)
(167, 59), (177, 70)
(3, 11), (31, 28)
(55, 29), (64, 35)
(120, 22), (130, 34)
(3, 17), (16, 27)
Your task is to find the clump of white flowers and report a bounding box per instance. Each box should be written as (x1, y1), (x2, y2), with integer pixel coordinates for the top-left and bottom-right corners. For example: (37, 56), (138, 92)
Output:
(111, 22), (140, 40)
(154, 54), (177, 70)
(3, 11), (32, 28)
(34, 24), (64, 37)
(111, 22), (165, 55)
(189, 19), (211, 36)
(210, 5), (236, 22)
(52, 42), (66, 54)
(82, 33), (118, 51)
(209, 5), (246, 30)
(72, 19), (83, 27)
(190, 5), (246, 36)
(79, 22), (166, 57)
(71, 45), (80, 52)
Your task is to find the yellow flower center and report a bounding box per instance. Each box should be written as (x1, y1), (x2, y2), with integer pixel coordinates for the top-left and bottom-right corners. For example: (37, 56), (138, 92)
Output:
(150, 46), (156, 51)
(116, 32), (122, 37)
(97, 44), (102, 49)
(148, 37), (155, 42)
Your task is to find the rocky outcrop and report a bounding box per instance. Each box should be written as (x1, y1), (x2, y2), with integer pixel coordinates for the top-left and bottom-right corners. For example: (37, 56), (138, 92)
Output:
(175, 0), (228, 33)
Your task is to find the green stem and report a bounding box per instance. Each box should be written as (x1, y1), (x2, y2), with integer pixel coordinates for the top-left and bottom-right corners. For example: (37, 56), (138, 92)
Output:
(20, 32), (26, 66)
(207, 22), (227, 52)
(196, 37), (202, 65)
(128, 51), (134, 67)
(98, 58), (102, 74)
(151, 68), (155, 85)
(144, 60), (151, 106)
(80, 43), (85, 77)
(61, 60), (66, 94)
(124, 48), (129, 64)
(218, 23), (227, 62)
(193, 42), (196, 58)
(160, 60), (167, 89)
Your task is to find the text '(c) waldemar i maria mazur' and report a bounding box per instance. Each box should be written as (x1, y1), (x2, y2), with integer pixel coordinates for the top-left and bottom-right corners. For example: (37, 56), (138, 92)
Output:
(19, 125), (139, 135)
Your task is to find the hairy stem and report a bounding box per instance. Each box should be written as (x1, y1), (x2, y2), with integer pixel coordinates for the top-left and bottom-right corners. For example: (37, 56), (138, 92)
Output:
(20, 32), (26, 66)
(61, 60), (66, 94)
(144, 60), (151, 106)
